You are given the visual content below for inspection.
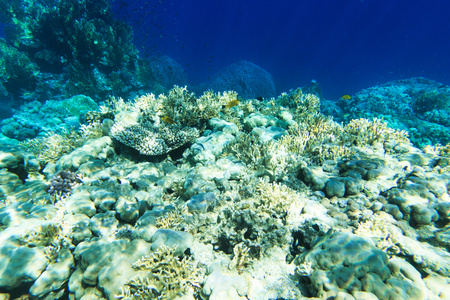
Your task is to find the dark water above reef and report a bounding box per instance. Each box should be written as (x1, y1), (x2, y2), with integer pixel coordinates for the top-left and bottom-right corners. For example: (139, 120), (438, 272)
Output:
(111, 0), (450, 99)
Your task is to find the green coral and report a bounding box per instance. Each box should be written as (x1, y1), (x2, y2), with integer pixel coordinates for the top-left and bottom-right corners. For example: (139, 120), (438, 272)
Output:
(411, 90), (449, 114)
(0, 0), (139, 100)
(0, 38), (39, 97)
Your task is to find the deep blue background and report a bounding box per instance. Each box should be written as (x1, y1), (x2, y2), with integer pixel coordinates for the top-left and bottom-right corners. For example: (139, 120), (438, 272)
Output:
(1, 1), (448, 99)
(112, 0), (450, 99)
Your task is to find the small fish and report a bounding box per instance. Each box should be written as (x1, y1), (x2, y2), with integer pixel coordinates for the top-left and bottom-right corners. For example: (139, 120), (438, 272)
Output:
(340, 95), (352, 100)
(161, 116), (175, 124)
(225, 99), (239, 109)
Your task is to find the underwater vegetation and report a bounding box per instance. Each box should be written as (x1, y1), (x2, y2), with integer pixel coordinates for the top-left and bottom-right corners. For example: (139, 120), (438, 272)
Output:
(0, 0), (190, 103)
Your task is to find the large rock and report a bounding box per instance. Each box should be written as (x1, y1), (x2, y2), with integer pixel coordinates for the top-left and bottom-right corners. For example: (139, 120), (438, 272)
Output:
(201, 60), (276, 100)
(138, 55), (187, 90)
(70, 239), (152, 299)
(0, 240), (49, 289)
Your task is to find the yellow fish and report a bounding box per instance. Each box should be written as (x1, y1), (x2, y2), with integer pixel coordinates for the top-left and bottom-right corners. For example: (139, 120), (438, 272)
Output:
(340, 95), (352, 100)
(161, 116), (175, 124)
(225, 99), (239, 109)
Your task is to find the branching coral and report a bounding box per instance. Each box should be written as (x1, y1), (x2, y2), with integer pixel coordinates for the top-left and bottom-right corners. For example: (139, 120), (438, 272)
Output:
(224, 132), (301, 179)
(276, 88), (320, 121)
(277, 114), (353, 165)
(343, 118), (409, 147)
(19, 122), (103, 164)
(159, 86), (237, 127)
(20, 132), (75, 164)
(116, 246), (205, 299)
(17, 210), (72, 263)
(354, 216), (401, 255)
(155, 206), (189, 230)
(229, 242), (252, 274)
(107, 86), (245, 156)
(19, 223), (62, 248)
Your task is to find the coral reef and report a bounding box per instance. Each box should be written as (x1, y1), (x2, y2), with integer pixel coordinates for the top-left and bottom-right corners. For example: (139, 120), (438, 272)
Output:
(1, 95), (99, 141)
(108, 86), (242, 156)
(1, 83), (450, 300)
(0, 38), (39, 98)
(294, 231), (436, 300)
(137, 55), (188, 93)
(336, 77), (450, 146)
(342, 117), (409, 148)
(19, 122), (103, 165)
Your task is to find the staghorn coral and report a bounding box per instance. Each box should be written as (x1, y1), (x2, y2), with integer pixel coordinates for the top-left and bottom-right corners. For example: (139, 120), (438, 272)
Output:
(116, 246), (205, 300)
(155, 206), (189, 230)
(343, 117), (409, 147)
(228, 242), (252, 274)
(255, 179), (305, 217)
(110, 121), (199, 156)
(19, 223), (62, 248)
(224, 132), (301, 179)
(354, 216), (402, 256)
(18, 207), (73, 263)
(107, 86), (246, 156)
(19, 122), (103, 164)
(20, 132), (76, 164)
(279, 114), (353, 165)
(276, 88), (320, 121)
(159, 86), (237, 127)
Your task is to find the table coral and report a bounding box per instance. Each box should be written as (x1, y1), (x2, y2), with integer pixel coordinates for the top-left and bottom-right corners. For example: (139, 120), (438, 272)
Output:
(110, 121), (199, 156)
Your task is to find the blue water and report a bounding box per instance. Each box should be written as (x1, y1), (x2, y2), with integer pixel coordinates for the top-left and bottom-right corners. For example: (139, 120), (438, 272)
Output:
(111, 0), (450, 99)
